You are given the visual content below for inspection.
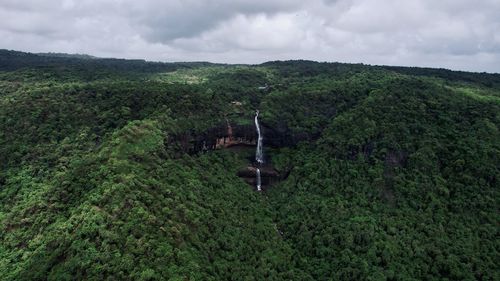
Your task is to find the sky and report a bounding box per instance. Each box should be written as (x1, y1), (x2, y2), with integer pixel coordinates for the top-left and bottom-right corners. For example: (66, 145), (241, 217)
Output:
(1, 0), (499, 73)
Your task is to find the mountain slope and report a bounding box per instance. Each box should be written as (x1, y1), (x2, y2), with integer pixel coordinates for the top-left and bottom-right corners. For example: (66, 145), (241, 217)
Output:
(0, 50), (498, 280)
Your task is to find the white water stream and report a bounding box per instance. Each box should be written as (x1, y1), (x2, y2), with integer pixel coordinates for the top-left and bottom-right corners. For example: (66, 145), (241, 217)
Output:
(254, 110), (264, 191)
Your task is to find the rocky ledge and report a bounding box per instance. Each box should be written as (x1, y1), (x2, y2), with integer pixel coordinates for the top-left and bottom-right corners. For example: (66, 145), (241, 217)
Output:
(169, 120), (309, 155)
(237, 166), (281, 191)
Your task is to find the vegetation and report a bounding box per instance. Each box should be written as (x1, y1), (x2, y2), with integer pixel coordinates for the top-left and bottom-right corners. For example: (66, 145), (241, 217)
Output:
(0, 50), (498, 280)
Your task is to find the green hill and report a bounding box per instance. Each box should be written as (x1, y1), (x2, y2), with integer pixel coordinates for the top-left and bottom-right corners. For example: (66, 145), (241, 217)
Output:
(0, 50), (498, 280)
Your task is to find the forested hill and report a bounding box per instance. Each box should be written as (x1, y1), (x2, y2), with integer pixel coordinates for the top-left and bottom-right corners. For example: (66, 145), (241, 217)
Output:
(0, 50), (499, 280)
(0, 49), (218, 80)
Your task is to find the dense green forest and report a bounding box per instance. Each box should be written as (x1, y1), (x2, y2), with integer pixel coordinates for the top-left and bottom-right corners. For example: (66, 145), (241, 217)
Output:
(0, 50), (498, 280)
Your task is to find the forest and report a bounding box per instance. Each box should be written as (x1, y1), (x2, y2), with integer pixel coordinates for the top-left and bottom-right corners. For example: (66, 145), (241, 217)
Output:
(0, 50), (499, 280)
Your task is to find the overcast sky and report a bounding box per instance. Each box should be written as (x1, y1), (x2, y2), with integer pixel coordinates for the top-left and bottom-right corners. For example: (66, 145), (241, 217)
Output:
(1, 0), (499, 72)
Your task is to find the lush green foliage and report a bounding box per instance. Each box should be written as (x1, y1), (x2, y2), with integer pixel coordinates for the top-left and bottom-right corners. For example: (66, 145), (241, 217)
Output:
(0, 50), (498, 280)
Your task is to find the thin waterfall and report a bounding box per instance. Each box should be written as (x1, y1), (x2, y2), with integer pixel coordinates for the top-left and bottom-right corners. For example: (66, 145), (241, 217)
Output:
(255, 110), (264, 164)
(255, 110), (263, 191)
(256, 168), (262, 192)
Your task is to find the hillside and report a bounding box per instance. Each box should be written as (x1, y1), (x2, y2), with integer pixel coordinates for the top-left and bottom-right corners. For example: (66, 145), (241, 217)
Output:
(0, 50), (499, 280)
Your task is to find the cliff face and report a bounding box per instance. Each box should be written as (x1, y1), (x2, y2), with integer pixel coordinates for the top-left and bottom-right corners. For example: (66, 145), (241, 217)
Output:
(237, 166), (281, 191)
(260, 123), (310, 148)
(168, 120), (298, 190)
(169, 120), (306, 154)
(168, 123), (254, 154)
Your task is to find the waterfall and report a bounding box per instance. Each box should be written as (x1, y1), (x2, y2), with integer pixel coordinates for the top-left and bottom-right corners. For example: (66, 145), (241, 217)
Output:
(255, 110), (264, 164)
(255, 110), (263, 191)
(256, 168), (262, 191)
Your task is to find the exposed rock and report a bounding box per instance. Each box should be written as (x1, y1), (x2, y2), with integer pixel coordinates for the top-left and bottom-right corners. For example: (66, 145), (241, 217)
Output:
(168, 119), (307, 154)
(168, 122), (256, 154)
(261, 122), (310, 148)
(237, 166), (279, 178)
(237, 166), (281, 190)
(167, 118), (292, 190)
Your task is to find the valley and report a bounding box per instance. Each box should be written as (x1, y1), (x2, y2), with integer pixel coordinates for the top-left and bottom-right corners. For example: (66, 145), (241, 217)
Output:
(0, 50), (499, 280)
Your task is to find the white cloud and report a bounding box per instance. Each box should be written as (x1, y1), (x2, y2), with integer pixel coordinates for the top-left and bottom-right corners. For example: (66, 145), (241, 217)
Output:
(0, 0), (499, 72)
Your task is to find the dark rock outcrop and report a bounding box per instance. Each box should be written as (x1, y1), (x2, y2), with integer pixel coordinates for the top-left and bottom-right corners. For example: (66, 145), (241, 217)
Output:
(169, 122), (256, 154)
(168, 120), (307, 154)
(167, 118), (294, 190)
(260, 123), (310, 148)
(237, 166), (281, 190)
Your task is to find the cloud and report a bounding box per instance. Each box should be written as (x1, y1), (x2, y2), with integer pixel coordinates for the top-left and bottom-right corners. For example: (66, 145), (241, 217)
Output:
(0, 0), (499, 72)
(129, 0), (305, 42)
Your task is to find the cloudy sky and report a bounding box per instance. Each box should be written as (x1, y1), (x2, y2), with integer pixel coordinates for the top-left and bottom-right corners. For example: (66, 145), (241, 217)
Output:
(1, 0), (499, 72)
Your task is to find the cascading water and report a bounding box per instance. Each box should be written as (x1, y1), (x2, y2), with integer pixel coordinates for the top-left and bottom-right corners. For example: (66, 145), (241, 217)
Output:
(256, 168), (262, 191)
(255, 110), (264, 191)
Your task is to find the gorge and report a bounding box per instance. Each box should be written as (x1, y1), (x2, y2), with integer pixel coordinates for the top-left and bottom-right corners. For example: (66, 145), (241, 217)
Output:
(1, 50), (498, 280)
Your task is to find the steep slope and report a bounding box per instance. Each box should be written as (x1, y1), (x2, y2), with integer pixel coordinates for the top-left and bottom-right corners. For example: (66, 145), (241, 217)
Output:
(264, 77), (499, 280)
(1, 119), (306, 280)
(0, 51), (499, 280)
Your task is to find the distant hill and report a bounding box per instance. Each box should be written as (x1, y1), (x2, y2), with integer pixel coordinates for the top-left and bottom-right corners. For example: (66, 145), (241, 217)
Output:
(36, 52), (98, 60)
(0, 49), (218, 71)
